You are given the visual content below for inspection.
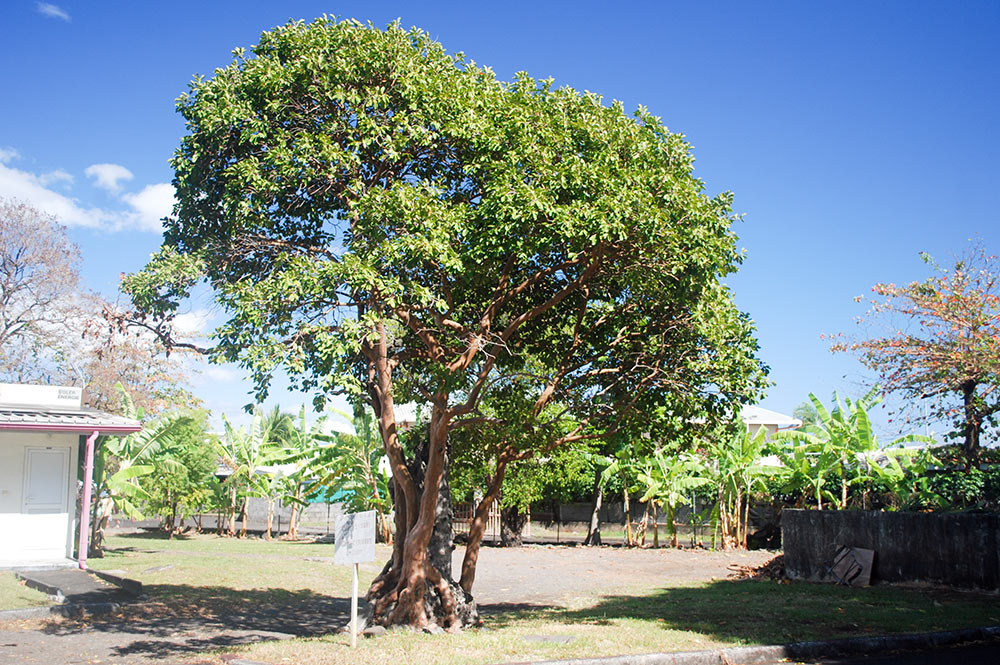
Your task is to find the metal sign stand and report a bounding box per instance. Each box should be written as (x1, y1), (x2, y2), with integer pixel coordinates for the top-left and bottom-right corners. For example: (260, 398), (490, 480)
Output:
(334, 510), (376, 648)
(351, 561), (359, 648)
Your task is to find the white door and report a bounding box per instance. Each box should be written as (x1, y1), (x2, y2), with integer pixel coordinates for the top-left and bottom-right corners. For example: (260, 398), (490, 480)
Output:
(17, 446), (72, 559)
(24, 447), (69, 514)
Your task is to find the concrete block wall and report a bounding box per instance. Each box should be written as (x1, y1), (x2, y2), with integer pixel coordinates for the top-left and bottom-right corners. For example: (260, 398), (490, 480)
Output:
(782, 509), (1000, 589)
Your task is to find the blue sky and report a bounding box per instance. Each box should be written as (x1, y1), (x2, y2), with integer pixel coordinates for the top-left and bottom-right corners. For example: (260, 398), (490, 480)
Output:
(2, 2), (998, 437)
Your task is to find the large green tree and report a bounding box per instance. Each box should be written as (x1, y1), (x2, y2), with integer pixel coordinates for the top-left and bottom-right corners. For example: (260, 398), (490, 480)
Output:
(123, 18), (766, 629)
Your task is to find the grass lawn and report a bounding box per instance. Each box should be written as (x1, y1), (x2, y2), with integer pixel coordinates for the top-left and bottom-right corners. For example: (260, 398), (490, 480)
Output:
(87, 531), (379, 609)
(0, 572), (54, 610)
(81, 532), (1000, 665)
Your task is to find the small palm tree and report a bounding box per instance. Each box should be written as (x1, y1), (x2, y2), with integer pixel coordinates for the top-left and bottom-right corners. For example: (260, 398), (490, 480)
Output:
(268, 405), (328, 539)
(305, 403), (394, 543)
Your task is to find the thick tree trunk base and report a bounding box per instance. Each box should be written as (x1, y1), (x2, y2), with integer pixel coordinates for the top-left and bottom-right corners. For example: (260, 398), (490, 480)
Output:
(366, 569), (480, 630)
(500, 507), (526, 548)
(365, 426), (480, 630)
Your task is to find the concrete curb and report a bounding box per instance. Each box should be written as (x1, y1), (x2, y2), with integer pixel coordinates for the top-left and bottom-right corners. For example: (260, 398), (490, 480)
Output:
(90, 569), (144, 597)
(0, 601), (124, 622)
(514, 625), (1000, 665)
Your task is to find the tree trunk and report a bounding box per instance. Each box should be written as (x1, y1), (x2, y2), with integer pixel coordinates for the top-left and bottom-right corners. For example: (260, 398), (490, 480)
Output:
(169, 500), (179, 539)
(652, 503), (659, 548)
(265, 498), (274, 541)
(499, 505), (527, 547)
(840, 459), (848, 510)
(623, 489), (633, 546)
(460, 463), (506, 593)
(287, 483), (302, 539)
(636, 505), (649, 547)
(227, 487), (237, 536)
(365, 407), (479, 630)
(89, 496), (113, 557)
(962, 381), (982, 464)
(584, 469), (603, 546)
(239, 497), (248, 538)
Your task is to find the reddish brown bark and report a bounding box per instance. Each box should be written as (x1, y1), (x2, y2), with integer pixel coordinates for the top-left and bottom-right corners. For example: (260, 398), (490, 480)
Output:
(459, 462), (507, 593)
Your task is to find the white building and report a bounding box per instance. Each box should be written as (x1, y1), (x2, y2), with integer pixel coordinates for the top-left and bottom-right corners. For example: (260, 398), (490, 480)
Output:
(741, 405), (802, 438)
(0, 384), (140, 569)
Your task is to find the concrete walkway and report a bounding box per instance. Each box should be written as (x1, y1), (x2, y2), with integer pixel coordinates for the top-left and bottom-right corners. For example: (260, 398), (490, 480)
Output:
(16, 568), (140, 606)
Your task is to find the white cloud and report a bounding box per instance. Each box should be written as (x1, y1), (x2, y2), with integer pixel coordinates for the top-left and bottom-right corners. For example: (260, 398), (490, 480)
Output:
(0, 159), (112, 229)
(85, 163), (133, 193)
(37, 3), (70, 21)
(121, 183), (175, 232)
(173, 308), (214, 337)
(0, 151), (172, 233)
(38, 169), (73, 187)
(204, 365), (243, 383)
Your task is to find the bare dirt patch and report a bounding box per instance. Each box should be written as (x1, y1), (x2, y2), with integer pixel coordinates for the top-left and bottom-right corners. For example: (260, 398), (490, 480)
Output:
(468, 544), (776, 609)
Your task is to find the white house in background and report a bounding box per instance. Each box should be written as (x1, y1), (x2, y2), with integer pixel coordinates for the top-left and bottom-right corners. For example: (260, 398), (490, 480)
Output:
(741, 405), (802, 438)
(0, 384), (140, 569)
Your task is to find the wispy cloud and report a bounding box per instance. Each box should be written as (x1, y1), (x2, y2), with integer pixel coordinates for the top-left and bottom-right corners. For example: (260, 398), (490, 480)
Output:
(85, 163), (133, 193)
(121, 183), (175, 232)
(173, 308), (215, 337)
(37, 3), (70, 21)
(0, 150), (172, 232)
(204, 365), (244, 383)
(38, 169), (74, 187)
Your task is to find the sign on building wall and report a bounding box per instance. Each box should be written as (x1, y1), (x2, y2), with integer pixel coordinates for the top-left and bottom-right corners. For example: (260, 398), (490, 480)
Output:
(334, 510), (376, 565)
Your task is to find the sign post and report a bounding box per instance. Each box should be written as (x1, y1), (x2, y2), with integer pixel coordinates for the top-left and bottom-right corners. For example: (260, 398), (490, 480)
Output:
(334, 510), (376, 647)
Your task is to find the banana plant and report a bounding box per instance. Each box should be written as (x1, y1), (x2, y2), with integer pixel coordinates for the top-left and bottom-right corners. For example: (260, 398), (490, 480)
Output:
(303, 402), (394, 543)
(638, 449), (709, 547)
(774, 388), (935, 510)
(89, 383), (186, 555)
(267, 404), (329, 539)
(217, 406), (284, 537)
(705, 425), (774, 549)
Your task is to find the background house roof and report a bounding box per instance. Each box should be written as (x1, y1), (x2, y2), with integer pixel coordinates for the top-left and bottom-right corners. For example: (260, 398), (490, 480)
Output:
(741, 405), (802, 428)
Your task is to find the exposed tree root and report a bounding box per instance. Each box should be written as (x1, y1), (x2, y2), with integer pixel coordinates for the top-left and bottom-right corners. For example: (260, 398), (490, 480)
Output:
(367, 561), (480, 630)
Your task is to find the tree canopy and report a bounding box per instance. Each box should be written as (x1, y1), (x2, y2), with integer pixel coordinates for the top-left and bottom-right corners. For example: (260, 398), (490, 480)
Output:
(0, 197), (192, 413)
(123, 17), (766, 629)
(834, 246), (1000, 461)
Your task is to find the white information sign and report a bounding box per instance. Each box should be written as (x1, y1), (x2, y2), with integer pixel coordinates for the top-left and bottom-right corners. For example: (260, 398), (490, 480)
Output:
(334, 510), (376, 565)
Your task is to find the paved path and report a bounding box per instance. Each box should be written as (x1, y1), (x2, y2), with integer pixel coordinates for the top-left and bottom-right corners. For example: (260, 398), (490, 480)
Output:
(810, 642), (1000, 665)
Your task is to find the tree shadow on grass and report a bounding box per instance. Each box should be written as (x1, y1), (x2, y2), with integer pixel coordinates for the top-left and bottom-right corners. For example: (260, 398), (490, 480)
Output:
(490, 579), (1000, 646)
(108, 530), (196, 541)
(39, 585), (350, 659)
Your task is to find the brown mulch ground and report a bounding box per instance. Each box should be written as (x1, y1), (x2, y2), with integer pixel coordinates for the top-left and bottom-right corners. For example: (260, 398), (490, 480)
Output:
(726, 553), (786, 581)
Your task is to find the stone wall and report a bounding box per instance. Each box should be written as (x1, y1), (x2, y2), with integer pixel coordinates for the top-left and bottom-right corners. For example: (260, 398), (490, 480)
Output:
(782, 509), (1000, 589)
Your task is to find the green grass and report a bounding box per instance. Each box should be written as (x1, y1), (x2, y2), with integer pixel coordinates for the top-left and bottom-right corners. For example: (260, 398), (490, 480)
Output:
(0, 572), (54, 610)
(240, 580), (1000, 665)
(87, 532), (383, 608)
(74, 533), (1000, 665)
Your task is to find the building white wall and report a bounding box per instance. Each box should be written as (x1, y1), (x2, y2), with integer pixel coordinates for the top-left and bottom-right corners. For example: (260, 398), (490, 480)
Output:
(0, 431), (79, 565)
(748, 423), (780, 439)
